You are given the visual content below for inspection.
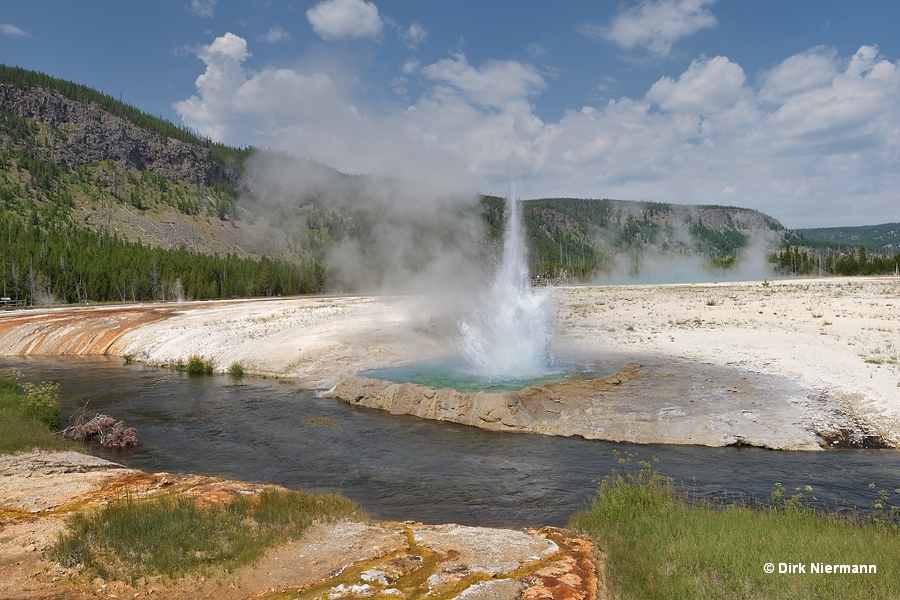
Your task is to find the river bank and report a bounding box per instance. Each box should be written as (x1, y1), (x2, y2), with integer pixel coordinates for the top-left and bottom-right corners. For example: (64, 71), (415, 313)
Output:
(0, 450), (600, 600)
(0, 277), (897, 449)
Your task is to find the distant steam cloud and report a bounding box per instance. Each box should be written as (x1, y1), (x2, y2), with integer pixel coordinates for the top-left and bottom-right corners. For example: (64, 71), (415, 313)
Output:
(243, 153), (490, 298)
(592, 238), (777, 286)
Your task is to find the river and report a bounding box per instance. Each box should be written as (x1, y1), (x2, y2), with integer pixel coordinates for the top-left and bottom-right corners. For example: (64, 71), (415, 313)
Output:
(4, 356), (898, 528)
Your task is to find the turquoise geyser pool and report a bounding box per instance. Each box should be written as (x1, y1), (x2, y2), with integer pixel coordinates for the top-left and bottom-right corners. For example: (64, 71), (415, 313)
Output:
(359, 361), (617, 393)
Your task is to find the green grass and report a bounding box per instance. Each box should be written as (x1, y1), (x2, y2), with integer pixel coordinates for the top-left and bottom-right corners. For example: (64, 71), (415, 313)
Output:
(569, 456), (900, 599)
(171, 354), (215, 374)
(52, 489), (367, 583)
(0, 375), (76, 454)
(186, 354), (215, 375)
(228, 361), (245, 379)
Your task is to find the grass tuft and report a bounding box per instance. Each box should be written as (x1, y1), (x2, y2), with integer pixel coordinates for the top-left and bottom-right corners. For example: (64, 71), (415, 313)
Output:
(180, 354), (215, 375)
(51, 489), (366, 583)
(228, 361), (245, 379)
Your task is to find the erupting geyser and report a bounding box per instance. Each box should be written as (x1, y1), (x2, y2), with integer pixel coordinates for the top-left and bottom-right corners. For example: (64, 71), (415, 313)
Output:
(458, 183), (556, 380)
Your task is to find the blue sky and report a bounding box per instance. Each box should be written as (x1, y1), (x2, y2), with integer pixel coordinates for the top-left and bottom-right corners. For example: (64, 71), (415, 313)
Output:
(2, 0), (899, 228)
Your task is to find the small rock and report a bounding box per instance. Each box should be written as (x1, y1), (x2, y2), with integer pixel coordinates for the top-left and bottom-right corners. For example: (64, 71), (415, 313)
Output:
(360, 569), (390, 585)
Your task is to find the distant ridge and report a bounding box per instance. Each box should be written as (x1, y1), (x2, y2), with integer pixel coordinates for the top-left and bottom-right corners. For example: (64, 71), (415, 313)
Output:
(0, 63), (251, 173)
(794, 223), (900, 250)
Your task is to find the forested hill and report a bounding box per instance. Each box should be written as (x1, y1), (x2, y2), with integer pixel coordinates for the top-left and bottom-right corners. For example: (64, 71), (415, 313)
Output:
(0, 64), (324, 304)
(793, 223), (900, 250)
(3, 63), (859, 304)
(482, 195), (787, 279)
(0, 64), (250, 179)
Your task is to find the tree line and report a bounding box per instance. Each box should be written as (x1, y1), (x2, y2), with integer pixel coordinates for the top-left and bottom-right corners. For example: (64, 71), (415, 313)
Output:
(770, 245), (900, 276)
(0, 211), (324, 305)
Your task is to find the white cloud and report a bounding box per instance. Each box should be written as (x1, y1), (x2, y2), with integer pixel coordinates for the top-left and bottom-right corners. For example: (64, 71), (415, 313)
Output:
(401, 22), (427, 49)
(758, 46), (837, 103)
(176, 36), (900, 227)
(543, 45), (900, 226)
(0, 23), (26, 37)
(401, 59), (419, 75)
(585, 0), (718, 56)
(260, 25), (290, 44)
(189, 0), (217, 18)
(174, 33), (467, 187)
(306, 0), (383, 41)
(420, 52), (545, 112)
(759, 46), (900, 155)
(646, 55), (745, 115)
(174, 33), (253, 141)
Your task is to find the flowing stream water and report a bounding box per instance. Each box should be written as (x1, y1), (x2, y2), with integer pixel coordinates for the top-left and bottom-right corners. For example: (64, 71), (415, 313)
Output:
(5, 356), (899, 528)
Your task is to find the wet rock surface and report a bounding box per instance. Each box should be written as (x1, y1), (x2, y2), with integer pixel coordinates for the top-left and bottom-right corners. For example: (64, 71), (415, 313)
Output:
(327, 357), (848, 450)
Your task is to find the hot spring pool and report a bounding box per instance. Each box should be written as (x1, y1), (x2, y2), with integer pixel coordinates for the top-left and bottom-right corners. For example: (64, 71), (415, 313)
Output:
(359, 361), (618, 393)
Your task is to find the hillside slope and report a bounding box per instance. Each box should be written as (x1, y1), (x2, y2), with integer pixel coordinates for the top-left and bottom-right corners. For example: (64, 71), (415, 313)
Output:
(479, 196), (787, 280)
(795, 223), (900, 250)
(0, 64), (806, 302)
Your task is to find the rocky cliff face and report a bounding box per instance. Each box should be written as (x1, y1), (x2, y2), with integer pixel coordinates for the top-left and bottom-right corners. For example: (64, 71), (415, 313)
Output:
(607, 201), (783, 234)
(0, 83), (235, 187)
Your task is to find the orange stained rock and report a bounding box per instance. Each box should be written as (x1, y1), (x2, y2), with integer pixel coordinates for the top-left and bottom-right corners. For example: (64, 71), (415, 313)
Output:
(0, 304), (176, 355)
(523, 529), (600, 600)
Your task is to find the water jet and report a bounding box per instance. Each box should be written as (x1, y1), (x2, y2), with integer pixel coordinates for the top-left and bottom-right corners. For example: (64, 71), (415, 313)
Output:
(457, 182), (556, 381)
(351, 182), (616, 418)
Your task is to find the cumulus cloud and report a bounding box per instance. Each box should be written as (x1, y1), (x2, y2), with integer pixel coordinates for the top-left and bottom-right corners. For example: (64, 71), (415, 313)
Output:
(406, 53), (551, 178)
(174, 33), (471, 187)
(583, 0), (718, 56)
(549, 45), (900, 226)
(189, 0), (217, 18)
(758, 46), (838, 103)
(0, 23), (26, 37)
(306, 0), (383, 41)
(176, 35), (900, 227)
(420, 52), (545, 112)
(173, 33), (252, 141)
(646, 55), (746, 115)
(759, 46), (899, 156)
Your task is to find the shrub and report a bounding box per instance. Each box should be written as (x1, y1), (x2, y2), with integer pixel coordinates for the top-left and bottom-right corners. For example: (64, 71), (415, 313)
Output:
(21, 381), (61, 430)
(186, 354), (215, 375)
(228, 361), (244, 379)
(62, 410), (138, 449)
(0, 375), (74, 454)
